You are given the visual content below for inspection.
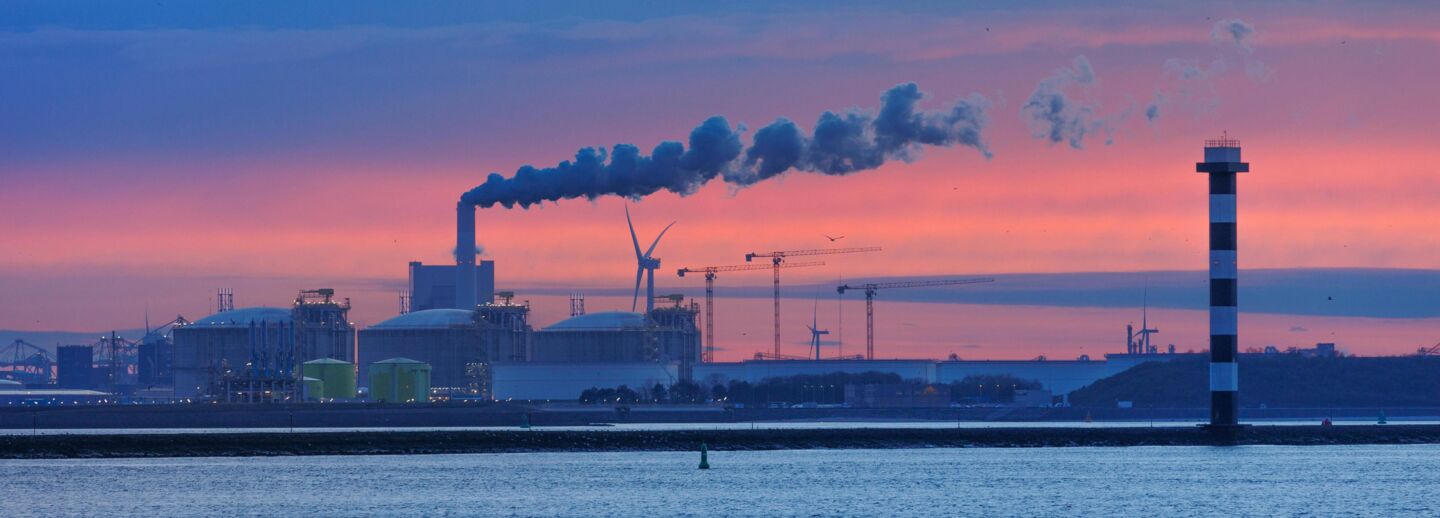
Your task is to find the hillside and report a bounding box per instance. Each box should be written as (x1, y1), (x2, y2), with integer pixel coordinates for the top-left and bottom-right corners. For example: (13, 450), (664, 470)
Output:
(1069, 355), (1440, 408)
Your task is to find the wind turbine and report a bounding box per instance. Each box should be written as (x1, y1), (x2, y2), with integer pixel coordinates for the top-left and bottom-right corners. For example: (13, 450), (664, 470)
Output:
(806, 290), (830, 360)
(627, 205), (675, 314)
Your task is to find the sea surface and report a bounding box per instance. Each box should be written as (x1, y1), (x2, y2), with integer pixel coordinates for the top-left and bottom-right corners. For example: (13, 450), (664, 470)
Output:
(3, 445), (1435, 517)
(0, 418), (1432, 436)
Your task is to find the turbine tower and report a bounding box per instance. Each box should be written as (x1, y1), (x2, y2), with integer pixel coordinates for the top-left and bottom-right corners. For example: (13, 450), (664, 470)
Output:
(806, 292), (829, 360)
(627, 206), (675, 314)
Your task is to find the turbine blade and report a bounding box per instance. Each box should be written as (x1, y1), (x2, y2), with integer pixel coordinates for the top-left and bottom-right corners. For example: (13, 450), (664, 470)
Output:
(644, 220), (676, 257)
(626, 205), (642, 260)
(632, 267), (644, 312)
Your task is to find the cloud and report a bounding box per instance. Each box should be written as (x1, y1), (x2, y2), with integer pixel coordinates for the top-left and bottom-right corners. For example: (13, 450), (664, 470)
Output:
(1289, 325), (1308, 332)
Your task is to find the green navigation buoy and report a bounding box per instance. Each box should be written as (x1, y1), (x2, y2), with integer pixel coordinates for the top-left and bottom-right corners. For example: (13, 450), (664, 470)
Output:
(1378, 410), (1387, 425)
(699, 442), (710, 470)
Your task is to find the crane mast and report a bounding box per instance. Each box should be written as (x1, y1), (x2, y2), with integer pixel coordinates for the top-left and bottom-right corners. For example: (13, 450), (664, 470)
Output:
(746, 247), (880, 358)
(837, 277), (994, 360)
(678, 261), (823, 362)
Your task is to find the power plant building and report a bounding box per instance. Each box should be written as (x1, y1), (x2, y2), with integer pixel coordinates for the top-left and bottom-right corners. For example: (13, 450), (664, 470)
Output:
(408, 261), (496, 311)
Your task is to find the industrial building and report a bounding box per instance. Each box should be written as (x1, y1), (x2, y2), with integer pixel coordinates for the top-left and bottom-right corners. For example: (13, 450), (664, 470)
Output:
(408, 261), (496, 311)
(532, 308), (700, 366)
(172, 289), (355, 401)
(56, 345), (94, 390)
(359, 309), (489, 396)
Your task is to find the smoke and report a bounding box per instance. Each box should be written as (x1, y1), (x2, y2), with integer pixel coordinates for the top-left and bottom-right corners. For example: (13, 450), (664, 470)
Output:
(1147, 19), (1267, 123)
(1022, 55), (1108, 149)
(1145, 92), (1163, 123)
(1211, 19), (1269, 80)
(1211, 19), (1255, 51)
(463, 83), (992, 207)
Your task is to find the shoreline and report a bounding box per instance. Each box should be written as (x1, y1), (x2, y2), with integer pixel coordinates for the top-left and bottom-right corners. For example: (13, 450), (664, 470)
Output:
(4, 425), (1439, 459)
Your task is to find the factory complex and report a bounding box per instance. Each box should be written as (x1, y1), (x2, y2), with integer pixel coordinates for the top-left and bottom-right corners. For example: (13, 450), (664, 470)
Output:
(1, 140), (1266, 419)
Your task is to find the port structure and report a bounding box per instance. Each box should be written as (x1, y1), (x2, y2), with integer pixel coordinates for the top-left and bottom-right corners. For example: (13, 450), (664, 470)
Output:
(678, 261), (824, 362)
(746, 247), (881, 358)
(1196, 134), (1249, 429)
(837, 278), (995, 360)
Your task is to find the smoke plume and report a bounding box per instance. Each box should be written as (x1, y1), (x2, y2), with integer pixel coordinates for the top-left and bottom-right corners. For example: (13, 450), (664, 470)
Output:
(461, 83), (991, 208)
(1022, 55), (1108, 149)
(1211, 19), (1256, 51)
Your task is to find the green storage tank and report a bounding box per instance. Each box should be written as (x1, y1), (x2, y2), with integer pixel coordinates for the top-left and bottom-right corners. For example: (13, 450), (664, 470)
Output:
(302, 358), (356, 399)
(368, 357), (432, 403)
(300, 376), (325, 401)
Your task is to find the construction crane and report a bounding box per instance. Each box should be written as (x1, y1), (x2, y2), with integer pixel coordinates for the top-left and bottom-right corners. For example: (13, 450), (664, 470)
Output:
(746, 247), (881, 358)
(837, 278), (995, 360)
(678, 261), (824, 362)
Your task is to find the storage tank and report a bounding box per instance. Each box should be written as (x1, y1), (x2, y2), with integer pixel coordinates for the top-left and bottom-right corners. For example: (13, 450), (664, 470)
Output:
(532, 309), (699, 367)
(172, 290), (356, 401)
(302, 358), (356, 399)
(172, 307), (292, 399)
(358, 309), (484, 397)
(300, 376), (324, 401)
(369, 358), (432, 403)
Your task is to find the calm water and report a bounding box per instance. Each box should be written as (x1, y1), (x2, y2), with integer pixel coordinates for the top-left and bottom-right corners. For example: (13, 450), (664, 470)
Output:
(2, 418), (1435, 436)
(2, 445), (1435, 517)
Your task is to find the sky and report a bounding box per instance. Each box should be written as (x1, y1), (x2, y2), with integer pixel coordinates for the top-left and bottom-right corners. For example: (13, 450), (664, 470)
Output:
(2, 1), (1438, 358)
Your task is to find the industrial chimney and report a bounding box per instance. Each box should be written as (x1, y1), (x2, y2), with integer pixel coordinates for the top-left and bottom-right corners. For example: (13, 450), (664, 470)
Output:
(455, 201), (478, 310)
(1195, 134), (1248, 429)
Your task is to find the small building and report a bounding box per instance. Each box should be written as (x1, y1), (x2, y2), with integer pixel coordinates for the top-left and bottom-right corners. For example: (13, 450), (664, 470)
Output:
(844, 384), (949, 408)
(491, 362), (680, 401)
(369, 358), (432, 403)
(1010, 389), (1054, 407)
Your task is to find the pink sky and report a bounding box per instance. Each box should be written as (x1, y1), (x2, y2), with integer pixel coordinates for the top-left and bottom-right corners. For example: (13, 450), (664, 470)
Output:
(1, 3), (1438, 358)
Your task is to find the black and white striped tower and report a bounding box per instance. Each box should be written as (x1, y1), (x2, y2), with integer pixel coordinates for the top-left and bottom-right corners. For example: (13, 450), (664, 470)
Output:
(1196, 135), (1248, 428)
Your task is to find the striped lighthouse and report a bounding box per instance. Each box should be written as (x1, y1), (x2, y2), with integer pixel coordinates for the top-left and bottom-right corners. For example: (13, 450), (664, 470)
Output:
(1196, 134), (1249, 428)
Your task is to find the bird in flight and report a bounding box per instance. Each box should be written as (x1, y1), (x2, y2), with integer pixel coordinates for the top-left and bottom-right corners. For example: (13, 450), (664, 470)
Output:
(825, 234), (845, 242)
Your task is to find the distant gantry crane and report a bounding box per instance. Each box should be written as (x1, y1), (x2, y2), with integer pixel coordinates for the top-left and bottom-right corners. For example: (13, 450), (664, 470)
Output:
(678, 261), (824, 362)
(0, 339), (54, 385)
(1418, 342), (1440, 356)
(837, 278), (995, 360)
(746, 247), (881, 357)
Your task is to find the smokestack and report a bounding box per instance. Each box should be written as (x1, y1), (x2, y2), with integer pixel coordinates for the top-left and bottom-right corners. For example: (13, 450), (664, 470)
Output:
(1195, 134), (1248, 429)
(455, 201), (477, 310)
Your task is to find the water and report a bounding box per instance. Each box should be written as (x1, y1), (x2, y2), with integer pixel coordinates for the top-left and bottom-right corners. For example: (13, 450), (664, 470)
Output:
(3, 445), (1435, 516)
(3, 418), (1433, 436)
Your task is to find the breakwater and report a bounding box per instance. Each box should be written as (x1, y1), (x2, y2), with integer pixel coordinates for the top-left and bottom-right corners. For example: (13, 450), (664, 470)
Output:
(4, 404), (1435, 430)
(4, 425), (1439, 459)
